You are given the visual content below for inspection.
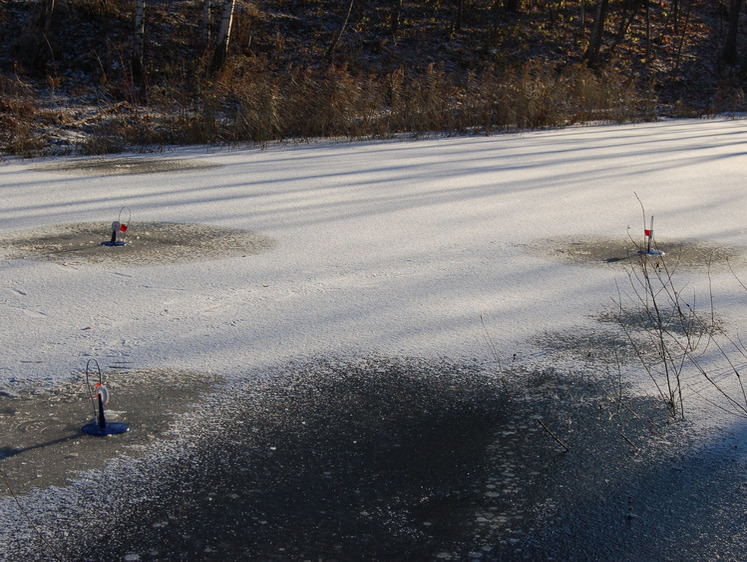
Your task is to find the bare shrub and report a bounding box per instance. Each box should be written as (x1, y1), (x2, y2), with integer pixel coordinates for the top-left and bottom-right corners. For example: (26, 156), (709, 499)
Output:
(197, 61), (657, 143)
(280, 65), (370, 139)
(233, 75), (283, 143)
(0, 55), (659, 155)
(69, 0), (129, 19)
(0, 76), (46, 157)
(386, 63), (462, 134)
(614, 215), (747, 419)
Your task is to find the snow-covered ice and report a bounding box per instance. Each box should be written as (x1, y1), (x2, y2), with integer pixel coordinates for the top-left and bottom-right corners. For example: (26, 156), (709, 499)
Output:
(1, 116), (746, 559)
(2, 118), (744, 385)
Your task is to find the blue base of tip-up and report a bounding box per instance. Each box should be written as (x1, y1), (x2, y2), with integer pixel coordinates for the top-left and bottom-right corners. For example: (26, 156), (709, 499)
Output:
(82, 421), (130, 436)
(101, 241), (126, 247)
(638, 249), (665, 256)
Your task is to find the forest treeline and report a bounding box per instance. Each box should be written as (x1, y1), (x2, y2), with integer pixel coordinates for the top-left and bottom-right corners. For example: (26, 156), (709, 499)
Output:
(0, 0), (745, 156)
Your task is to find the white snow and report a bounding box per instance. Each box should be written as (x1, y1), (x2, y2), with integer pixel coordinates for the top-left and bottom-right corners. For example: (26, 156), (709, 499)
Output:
(1, 118), (745, 428)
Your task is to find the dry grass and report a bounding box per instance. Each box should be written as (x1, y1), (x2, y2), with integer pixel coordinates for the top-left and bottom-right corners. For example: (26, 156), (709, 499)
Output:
(0, 0), (740, 156)
(10, 59), (648, 155)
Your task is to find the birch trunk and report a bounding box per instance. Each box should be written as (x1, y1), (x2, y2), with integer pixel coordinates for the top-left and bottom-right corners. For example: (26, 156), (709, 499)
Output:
(133, 0), (146, 82)
(210, 0), (237, 73)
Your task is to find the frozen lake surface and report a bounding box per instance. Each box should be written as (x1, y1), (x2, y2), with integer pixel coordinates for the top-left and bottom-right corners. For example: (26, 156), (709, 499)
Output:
(1, 118), (745, 559)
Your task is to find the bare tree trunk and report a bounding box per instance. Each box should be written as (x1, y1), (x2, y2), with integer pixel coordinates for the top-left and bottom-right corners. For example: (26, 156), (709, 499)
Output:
(505, 0), (521, 13)
(609, 0), (643, 55)
(584, 0), (609, 66)
(645, 0), (651, 63)
(201, 0), (212, 49)
(723, 0), (744, 64)
(38, 0), (55, 34)
(133, 0), (146, 83)
(672, 0), (693, 74)
(24, 0), (55, 69)
(580, 0), (587, 32)
(455, 0), (464, 32)
(210, 0), (237, 73)
(390, 0), (403, 39)
(325, 0), (355, 60)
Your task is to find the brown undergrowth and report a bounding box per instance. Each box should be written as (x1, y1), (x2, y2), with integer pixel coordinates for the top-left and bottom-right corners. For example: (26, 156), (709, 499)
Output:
(0, 0), (744, 156)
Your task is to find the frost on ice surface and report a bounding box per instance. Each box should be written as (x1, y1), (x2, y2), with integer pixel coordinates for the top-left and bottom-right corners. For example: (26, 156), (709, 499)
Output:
(0, 118), (745, 559)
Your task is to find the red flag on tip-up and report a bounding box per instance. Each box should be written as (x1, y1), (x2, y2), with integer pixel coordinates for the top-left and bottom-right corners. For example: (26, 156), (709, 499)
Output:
(120, 224), (128, 232)
(644, 229), (651, 236)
